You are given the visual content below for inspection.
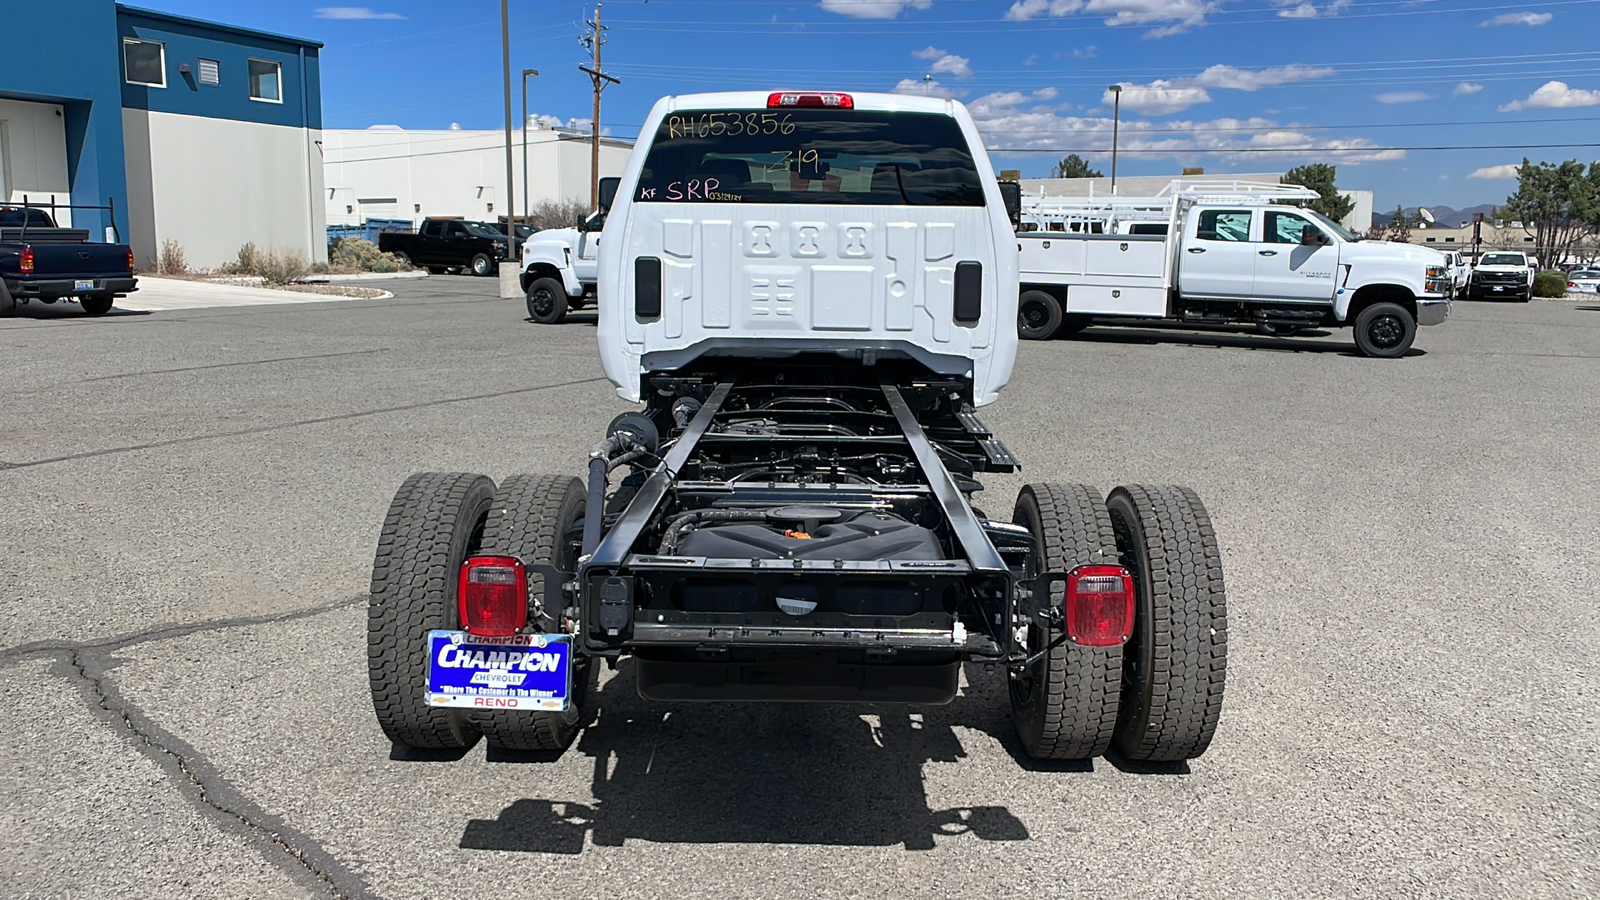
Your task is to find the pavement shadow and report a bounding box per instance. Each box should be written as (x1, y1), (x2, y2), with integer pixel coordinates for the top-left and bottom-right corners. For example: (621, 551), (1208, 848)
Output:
(459, 659), (1031, 852)
(3, 304), (150, 320)
(1576, 306), (1600, 312)
(1061, 323), (1424, 357)
(523, 310), (598, 328)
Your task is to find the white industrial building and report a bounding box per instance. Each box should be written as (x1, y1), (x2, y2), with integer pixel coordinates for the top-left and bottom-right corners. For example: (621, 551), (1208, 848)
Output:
(321, 125), (634, 227)
(1020, 172), (1374, 234)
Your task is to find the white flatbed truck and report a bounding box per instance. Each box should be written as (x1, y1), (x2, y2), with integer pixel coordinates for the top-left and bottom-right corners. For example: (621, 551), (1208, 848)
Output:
(1016, 182), (1453, 357)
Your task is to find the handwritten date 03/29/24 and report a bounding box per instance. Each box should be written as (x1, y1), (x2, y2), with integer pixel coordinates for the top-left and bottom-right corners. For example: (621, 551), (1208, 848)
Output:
(666, 112), (796, 139)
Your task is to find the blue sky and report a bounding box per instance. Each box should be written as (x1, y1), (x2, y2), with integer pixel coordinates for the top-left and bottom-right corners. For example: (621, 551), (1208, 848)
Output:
(157, 0), (1600, 210)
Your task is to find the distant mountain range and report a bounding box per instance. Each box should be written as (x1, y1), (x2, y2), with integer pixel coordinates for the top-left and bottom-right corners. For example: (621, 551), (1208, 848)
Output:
(1373, 204), (1499, 228)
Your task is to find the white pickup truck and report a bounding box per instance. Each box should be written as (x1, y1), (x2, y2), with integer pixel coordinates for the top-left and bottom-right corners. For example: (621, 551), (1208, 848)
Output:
(1016, 182), (1452, 358)
(1467, 250), (1535, 302)
(518, 212), (606, 324)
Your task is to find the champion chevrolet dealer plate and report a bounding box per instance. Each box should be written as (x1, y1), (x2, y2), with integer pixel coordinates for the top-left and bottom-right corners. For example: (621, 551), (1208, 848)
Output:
(425, 630), (572, 711)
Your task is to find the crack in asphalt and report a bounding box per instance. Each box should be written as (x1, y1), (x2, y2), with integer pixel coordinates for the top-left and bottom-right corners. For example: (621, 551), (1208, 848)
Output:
(56, 647), (378, 900)
(0, 594), (366, 665)
(0, 375), (608, 472)
(80, 348), (393, 383)
(14, 595), (380, 900)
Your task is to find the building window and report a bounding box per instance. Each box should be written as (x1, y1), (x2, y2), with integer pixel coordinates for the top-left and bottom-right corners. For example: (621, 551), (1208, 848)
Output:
(248, 59), (282, 103)
(198, 58), (220, 86)
(1425, 237), (1436, 242)
(1445, 237), (1456, 242)
(123, 38), (165, 87)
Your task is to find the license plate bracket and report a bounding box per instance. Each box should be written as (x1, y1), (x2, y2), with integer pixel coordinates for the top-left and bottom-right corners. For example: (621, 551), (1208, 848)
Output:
(75, 280), (95, 291)
(424, 630), (572, 711)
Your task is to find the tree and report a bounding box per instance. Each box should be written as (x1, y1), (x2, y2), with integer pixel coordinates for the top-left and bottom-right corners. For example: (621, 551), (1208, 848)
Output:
(1501, 157), (1600, 268)
(1280, 163), (1356, 224)
(1053, 154), (1103, 179)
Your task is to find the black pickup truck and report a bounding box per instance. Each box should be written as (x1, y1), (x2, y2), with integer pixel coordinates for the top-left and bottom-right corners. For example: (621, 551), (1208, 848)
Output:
(0, 205), (137, 317)
(378, 218), (508, 277)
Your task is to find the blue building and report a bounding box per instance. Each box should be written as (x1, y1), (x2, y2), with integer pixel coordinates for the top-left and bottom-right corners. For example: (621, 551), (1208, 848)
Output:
(0, 1), (325, 267)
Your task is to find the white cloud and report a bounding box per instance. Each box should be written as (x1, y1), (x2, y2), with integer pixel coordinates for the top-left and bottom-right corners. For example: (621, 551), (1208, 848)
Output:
(965, 99), (1402, 166)
(1499, 80), (1600, 111)
(1073, 45), (1099, 58)
(1271, 0), (1350, 17)
(1107, 80), (1213, 115)
(819, 0), (931, 18)
(911, 46), (973, 78)
(1005, 0), (1084, 21)
(1468, 164), (1521, 179)
(1005, 0), (1208, 35)
(1453, 82), (1484, 96)
(314, 6), (405, 19)
(1376, 91), (1430, 103)
(1032, 87), (1059, 101)
(1480, 11), (1552, 25)
(1194, 64), (1334, 90)
(891, 77), (964, 99)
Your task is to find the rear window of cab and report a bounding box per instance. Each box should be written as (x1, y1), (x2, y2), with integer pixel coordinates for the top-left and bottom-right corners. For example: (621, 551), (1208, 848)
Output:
(634, 109), (985, 206)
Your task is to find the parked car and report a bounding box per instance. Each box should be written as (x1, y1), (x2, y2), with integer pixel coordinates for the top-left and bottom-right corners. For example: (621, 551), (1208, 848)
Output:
(0, 204), (137, 317)
(1567, 268), (1600, 294)
(1467, 251), (1534, 302)
(378, 218), (508, 276)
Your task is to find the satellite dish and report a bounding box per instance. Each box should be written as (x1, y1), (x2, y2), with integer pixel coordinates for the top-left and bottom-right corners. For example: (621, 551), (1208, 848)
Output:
(1418, 207), (1436, 224)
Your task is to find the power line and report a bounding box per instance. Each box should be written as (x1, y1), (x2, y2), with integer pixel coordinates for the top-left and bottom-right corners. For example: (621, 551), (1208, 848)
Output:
(987, 142), (1600, 153)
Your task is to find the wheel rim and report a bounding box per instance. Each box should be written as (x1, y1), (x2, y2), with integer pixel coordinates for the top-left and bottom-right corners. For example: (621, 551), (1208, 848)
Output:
(1368, 314), (1404, 349)
(475, 258), (489, 275)
(1019, 302), (1048, 335)
(529, 288), (555, 318)
(1008, 504), (1045, 713)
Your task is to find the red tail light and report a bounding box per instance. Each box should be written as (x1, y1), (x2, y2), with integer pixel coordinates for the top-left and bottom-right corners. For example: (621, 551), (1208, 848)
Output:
(1065, 565), (1135, 646)
(127, 248), (136, 272)
(767, 91), (853, 109)
(19, 247), (34, 274)
(458, 556), (527, 637)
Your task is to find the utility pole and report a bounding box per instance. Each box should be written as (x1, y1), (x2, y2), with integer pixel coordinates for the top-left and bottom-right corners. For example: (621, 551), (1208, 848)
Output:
(500, 0), (514, 254)
(1107, 83), (1123, 195)
(522, 68), (539, 226)
(580, 5), (620, 209)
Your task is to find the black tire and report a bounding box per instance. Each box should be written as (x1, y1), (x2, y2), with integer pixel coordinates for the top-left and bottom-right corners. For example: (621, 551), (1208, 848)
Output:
(426, 266), (447, 275)
(80, 294), (113, 316)
(1352, 301), (1416, 358)
(1009, 484), (1122, 760)
(473, 474), (592, 751)
(0, 280), (14, 317)
(1018, 290), (1063, 340)
(470, 253), (496, 277)
(1106, 485), (1228, 762)
(368, 472), (495, 749)
(526, 276), (569, 324)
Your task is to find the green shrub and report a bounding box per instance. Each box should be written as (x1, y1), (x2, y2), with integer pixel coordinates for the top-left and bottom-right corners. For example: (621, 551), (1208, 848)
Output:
(1533, 270), (1568, 297)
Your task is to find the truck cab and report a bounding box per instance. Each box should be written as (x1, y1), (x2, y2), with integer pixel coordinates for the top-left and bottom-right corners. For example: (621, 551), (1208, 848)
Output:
(596, 90), (1018, 406)
(518, 211), (606, 324)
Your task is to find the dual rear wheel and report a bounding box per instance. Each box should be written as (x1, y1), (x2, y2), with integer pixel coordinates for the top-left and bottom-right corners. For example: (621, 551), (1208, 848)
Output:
(368, 471), (591, 752)
(1010, 482), (1228, 762)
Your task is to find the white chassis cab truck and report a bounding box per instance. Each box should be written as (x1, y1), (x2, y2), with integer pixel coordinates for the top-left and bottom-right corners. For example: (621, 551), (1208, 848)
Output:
(519, 215), (604, 324)
(1016, 181), (1453, 358)
(368, 91), (1229, 766)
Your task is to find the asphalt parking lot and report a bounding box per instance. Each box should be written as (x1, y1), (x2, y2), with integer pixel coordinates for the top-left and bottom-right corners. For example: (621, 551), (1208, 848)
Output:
(2, 280), (1597, 899)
